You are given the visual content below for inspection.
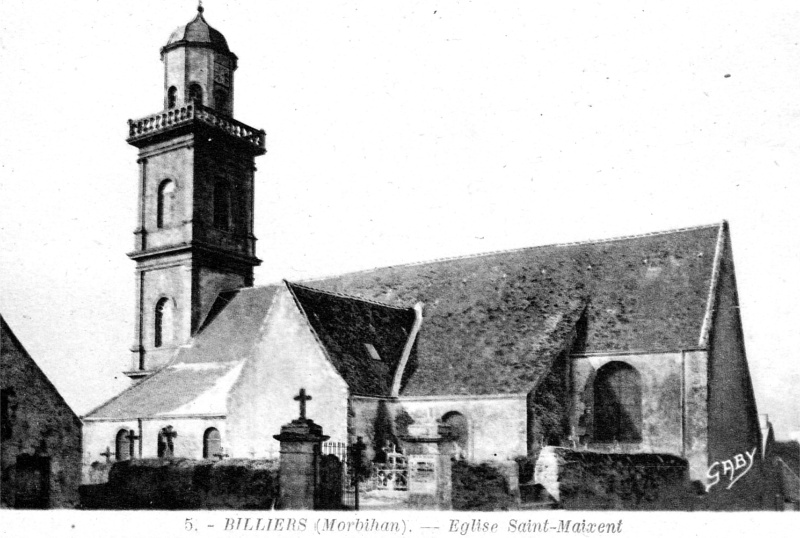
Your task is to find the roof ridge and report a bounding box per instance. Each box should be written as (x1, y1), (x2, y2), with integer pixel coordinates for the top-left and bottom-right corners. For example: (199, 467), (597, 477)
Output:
(286, 280), (414, 311)
(297, 222), (724, 283)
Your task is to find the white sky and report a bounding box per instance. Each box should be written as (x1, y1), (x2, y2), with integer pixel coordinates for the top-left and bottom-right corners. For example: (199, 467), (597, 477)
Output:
(1, 0), (798, 440)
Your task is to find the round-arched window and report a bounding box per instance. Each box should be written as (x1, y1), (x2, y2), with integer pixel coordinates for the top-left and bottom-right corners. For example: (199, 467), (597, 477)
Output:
(156, 179), (175, 228)
(593, 362), (642, 442)
(167, 86), (178, 109)
(442, 411), (468, 459)
(116, 429), (131, 461)
(154, 297), (174, 348)
(203, 428), (222, 459)
(188, 83), (203, 105)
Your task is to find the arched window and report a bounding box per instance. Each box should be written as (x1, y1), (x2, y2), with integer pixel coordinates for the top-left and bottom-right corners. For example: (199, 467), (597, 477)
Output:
(593, 362), (642, 442)
(203, 428), (222, 459)
(157, 425), (177, 458)
(213, 88), (228, 112)
(156, 179), (175, 228)
(442, 411), (468, 459)
(154, 297), (174, 348)
(116, 429), (131, 461)
(167, 86), (177, 109)
(213, 180), (232, 231)
(188, 83), (203, 105)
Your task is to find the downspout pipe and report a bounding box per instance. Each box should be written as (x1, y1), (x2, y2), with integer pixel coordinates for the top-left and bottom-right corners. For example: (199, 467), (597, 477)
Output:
(391, 303), (424, 397)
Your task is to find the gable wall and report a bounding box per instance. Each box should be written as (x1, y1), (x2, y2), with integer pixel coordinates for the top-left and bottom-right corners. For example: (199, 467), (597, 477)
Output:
(226, 287), (350, 457)
(1, 322), (82, 507)
(707, 233), (762, 465)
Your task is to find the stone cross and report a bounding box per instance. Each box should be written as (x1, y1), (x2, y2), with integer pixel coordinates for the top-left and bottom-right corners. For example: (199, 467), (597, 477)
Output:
(161, 426), (178, 456)
(294, 388), (312, 420)
(100, 446), (115, 463)
(214, 447), (230, 461)
(126, 430), (140, 459)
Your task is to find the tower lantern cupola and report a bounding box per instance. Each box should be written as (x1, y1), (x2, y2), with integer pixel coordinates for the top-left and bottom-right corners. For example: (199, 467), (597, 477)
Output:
(161, 4), (237, 116)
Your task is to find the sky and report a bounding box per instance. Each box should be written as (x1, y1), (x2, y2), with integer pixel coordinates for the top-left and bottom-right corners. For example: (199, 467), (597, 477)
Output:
(1, 0), (799, 440)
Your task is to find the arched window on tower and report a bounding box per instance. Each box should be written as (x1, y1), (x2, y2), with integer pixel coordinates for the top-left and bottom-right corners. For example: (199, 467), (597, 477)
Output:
(441, 411), (468, 460)
(167, 86), (177, 109)
(213, 88), (228, 113)
(213, 180), (232, 231)
(188, 83), (203, 105)
(156, 179), (175, 228)
(154, 297), (174, 348)
(116, 429), (131, 461)
(203, 428), (222, 459)
(593, 362), (642, 443)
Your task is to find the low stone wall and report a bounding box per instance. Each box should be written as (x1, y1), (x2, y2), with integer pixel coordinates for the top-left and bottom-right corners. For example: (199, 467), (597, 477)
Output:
(79, 458), (278, 509)
(558, 450), (689, 510)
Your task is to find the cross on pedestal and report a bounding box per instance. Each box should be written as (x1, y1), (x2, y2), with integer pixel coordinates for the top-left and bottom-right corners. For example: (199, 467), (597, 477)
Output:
(100, 446), (115, 463)
(294, 388), (312, 420)
(126, 430), (140, 459)
(214, 447), (230, 461)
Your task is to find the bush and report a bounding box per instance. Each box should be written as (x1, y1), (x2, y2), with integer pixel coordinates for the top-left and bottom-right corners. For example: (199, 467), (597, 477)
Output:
(451, 461), (517, 511)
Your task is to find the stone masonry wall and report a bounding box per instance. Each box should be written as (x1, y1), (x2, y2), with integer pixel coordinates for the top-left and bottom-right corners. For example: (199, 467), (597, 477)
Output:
(1, 319), (83, 507)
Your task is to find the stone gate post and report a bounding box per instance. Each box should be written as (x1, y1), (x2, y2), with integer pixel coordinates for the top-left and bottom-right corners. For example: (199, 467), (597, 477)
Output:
(273, 389), (330, 510)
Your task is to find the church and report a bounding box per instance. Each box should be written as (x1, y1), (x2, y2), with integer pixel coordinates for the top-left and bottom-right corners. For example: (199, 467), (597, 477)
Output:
(81, 7), (764, 488)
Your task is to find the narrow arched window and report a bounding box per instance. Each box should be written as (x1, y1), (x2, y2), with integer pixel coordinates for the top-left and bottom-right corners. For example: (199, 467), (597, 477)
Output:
(213, 180), (231, 231)
(593, 362), (642, 442)
(188, 83), (203, 105)
(213, 89), (228, 112)
(116, 429), (131, 461)
(156, 179), (175, 228)
(154, 297), (174, 348)
(442, 411), (468, 459)
(167, 86), (177, 109)
(203, 428), (222, 459)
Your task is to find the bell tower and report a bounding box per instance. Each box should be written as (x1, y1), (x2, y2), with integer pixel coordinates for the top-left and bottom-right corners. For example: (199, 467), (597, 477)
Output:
(125, 6), (266, 379)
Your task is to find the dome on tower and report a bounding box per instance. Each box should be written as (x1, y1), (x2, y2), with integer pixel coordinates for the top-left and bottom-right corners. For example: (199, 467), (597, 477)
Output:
(163, 5), (231, 55)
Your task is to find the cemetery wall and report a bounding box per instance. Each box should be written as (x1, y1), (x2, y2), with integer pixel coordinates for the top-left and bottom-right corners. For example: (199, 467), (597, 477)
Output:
(79, 458), (279, 509)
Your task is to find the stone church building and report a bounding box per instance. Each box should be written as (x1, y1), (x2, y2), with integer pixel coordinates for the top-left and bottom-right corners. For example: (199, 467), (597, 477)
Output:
(2, 315), (83, 508)
(82, 7), (764, 488)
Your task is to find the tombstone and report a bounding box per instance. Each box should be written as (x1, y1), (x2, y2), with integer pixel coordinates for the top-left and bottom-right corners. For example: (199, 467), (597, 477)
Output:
(273, 388), (330, 510)
(399, 421), (452, 509)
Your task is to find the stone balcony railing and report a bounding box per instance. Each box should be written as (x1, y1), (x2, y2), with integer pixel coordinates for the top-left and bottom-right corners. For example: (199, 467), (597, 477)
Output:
(127, 103), (266, 152)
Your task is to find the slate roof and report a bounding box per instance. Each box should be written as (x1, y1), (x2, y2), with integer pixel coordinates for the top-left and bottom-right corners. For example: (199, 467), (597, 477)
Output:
(287, 282), (417, 397)
(86, 287), (278, 419)
(306, 223), (724, 396)
(87, 223), (725, 414)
